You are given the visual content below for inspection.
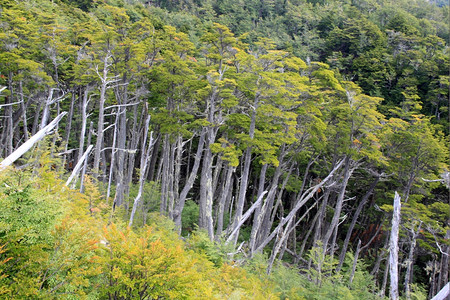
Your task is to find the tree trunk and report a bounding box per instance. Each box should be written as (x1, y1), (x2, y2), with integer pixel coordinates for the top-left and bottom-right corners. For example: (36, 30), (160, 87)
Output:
(404, 221), (422, 300)
(337, 176), (380, 271)
(166, 138), (177, 219)
(255, 159), (344, 253)
(226, 191), (268, 245)
(228, 101), (257, 245)
(159, 134), (170, 214)
(114, 105), (128, 207)
(129, 115), (153, 227)
(66, 145), (93, 187)
(216, 164), (235, 237)
(93, 53), (113, 178)
(174, 130), (206, 233)
(389, 192), (402, 300)
(431, 282), (450, 300)
(322, 156), (352, 256)
(18, 81), (29, 142)
(80, 122), (93, 193)
(349, 239), (362, 284)
(199, 126), (216, 240)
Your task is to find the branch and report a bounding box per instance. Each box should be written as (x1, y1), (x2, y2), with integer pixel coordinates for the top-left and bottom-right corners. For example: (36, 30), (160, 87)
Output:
(65, 145), (93, 187)
(104, 102), (141, 110)
(0, 112), (67, 170)
(0, 100), (23, 108)
(422, 171), (450, 188)
(226, 191), (268, 244)
(255, 158), (345, 253)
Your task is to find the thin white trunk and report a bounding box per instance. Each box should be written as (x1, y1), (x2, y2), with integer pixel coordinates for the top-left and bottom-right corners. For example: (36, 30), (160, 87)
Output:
(389, 191), (401, 300)
(129, 115), (153, 227)
(254, 159), (345, 253)
(66, 145), (93, 187)
(225, 191), (268, 244)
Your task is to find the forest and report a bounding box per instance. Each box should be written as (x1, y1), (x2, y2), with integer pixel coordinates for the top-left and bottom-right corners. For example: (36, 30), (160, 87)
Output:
(0, 0), (449, 298)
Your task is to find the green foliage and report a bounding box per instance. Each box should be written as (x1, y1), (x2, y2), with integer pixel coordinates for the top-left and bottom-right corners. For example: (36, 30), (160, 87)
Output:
(180, 200), (199, 235)
(0, 164), (280, 298)
(186, 229), (228, 267)
(0, 0), (448, 297)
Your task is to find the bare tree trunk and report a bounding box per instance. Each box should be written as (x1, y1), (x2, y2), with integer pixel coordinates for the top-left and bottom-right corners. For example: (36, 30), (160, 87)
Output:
(172, 135), (183, 217)
(389, 192), (402, 300)
(174, 130), (205, 233)
(159, 134), (170, 214)
(404, 221), (422, 300)
(31, 100), (42, 136)
(267, 218), (293, 274)
(259, 164), (293, 250)
(322, 156), (352, 257)
(124, 104), (142, 204)
(106, 109), (120, 202)
(78, 88), (89, 162)
(147, 134), (161, 182)
(228, 101), (257, 245)
(298, 211), (319, 260)
(337, 176), (380, 271)
(255, 159), (344, 253)
(66, 145), (93, 187)
(212, 156), (223, 198)
(2, 73), (14, 156)
(249, 164), (268, 249)
(129, 115), (153, 227)
(18, 81), (29, 141)
(251, 152), (291, 253)
(216, 164), (235, 237)
(349, 239), (361, 284)
(62, 90), (75, 169)
(167, 139), (176, 219)
(439, 228), (450, 292)
(93, 53), (116, 178)
(380, 257), (389, 298)
(429, 257), (438, 298)
(114, 105), (128, 207)
(431, 282), (450, 300)
(80, 122), (93, 193)
(225, 191), (268, 245)
(40, 88), (65, 130)
(199, 126), (216, 240)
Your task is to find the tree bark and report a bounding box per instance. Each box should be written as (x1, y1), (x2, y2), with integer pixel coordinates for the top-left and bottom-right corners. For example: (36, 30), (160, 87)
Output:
(174, 130), (205, 233)
(216, 164), (235, 237)
(389, 191), (402, 300)
(199, 126), (216, 240)
(129, 115), (153, 227)
(93, 53), (115, 178)
(228, 100), (258, 245)
(322, 156), (352, 256)
(404, 221), (422, 300)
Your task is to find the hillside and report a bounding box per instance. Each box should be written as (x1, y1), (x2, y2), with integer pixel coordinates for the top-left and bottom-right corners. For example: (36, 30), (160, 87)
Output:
(0, 0), (449, 298)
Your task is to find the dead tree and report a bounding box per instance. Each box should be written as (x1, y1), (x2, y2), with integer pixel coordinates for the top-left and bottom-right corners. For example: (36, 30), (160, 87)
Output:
(0, 112), (67, 170)
(389, 191), (401, 300)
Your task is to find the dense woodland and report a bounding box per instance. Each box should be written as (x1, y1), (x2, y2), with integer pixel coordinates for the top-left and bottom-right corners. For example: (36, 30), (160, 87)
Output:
(0, 0), (449, 298)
